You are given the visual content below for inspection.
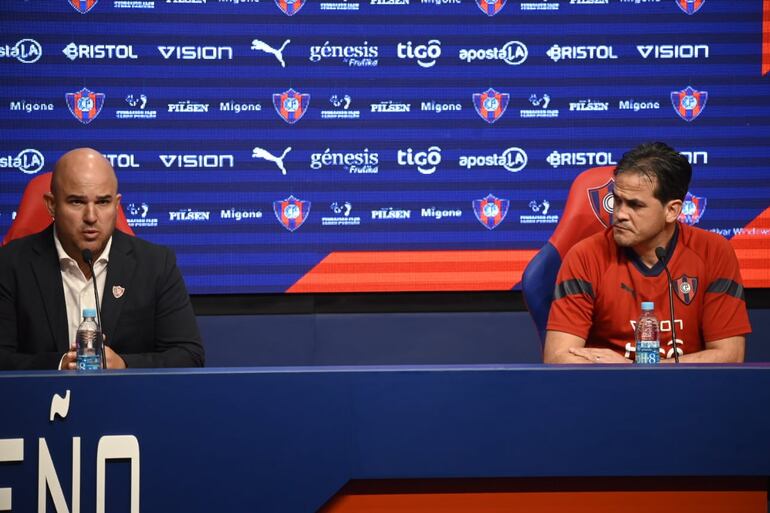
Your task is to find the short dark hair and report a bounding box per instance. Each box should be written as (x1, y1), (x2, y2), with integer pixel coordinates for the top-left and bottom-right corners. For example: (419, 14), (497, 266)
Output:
(613, 142), (691, 204)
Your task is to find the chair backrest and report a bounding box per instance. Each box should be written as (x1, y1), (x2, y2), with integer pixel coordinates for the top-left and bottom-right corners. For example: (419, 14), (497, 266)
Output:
(521, 166), (615, 344)
(2, 172), (134, 246)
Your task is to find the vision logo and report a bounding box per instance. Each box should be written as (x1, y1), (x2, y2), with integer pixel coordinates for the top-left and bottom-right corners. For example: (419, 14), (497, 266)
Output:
(679, 192), (707, 225)
(68, 0), (99, 13)
(671, 86), (707, 122)
(275, 0), (306, 15)
(252, 146), (292, 175)
(251, 39), (291, 67)
(274, 195), (310, 231)
(273, 88), (310, 124)
(473, 194), (510, 230)
(675, 0), (704, 15)
(473, 88), (510, 124)
(476, 0), (507, 16)
(66, 87), (105, 124)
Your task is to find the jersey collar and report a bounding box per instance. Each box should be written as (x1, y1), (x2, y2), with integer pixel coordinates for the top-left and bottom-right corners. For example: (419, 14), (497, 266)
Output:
(624, 222), (679, 277)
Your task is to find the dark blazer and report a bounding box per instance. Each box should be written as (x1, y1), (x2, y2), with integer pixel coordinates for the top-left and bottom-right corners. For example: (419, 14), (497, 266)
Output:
(0, 226), (204, 370)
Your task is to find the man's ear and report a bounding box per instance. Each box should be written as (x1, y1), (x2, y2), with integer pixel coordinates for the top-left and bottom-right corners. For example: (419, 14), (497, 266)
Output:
(666, 199), (683, 224)
(43, 192), (56, 218)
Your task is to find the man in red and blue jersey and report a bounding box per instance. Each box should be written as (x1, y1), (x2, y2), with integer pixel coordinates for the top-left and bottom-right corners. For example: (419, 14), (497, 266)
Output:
(544, 142), (751, 364)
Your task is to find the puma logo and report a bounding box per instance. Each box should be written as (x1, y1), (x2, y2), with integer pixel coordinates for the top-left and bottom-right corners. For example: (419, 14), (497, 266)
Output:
(620, 283), (637, 298)
(250, 39), (291, 68)
(252, 146), (292, 175)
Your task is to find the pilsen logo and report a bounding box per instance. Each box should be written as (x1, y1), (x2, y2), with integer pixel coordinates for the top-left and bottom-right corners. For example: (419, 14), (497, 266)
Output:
(66, 87), (105, 124)
(587, 178), (614, 228)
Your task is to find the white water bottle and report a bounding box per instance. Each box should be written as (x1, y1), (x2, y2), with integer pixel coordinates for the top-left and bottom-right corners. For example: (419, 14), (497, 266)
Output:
(635, 302), (660, 364)
(76, 308), (103, 371)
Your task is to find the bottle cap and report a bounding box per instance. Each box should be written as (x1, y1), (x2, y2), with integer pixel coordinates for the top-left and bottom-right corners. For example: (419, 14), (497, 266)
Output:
(82, 308), (97, 318)
(641, 301), (654, 311)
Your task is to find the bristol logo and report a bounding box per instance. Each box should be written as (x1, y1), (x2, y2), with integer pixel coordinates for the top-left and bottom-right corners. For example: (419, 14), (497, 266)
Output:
(68, 0), (99, 13)
(473, 88), (510, 124)
(274, 195), (310, 232)
(475, 0), (507, 16)
(66, 87), (105, 124)
(275, 0), (306, 16)
(587, 178), (615, 228)
(273, 88), (310, 124)
(473, 194), (509, 230)
(671, 86), (708, 122)
(675, 0), (704, 15)
(678, 192), (707, 225)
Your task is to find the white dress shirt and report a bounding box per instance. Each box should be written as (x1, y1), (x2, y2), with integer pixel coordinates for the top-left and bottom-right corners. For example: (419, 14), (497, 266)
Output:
(53, 229), (112, 347)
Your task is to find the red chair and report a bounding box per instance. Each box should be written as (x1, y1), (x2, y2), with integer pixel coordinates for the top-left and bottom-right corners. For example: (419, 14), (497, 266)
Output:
(2, 172), (134, 246)
(521, 166), (615, 344)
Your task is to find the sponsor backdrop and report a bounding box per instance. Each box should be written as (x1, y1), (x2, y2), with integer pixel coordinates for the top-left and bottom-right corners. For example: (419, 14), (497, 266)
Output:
(1, 0), (768, 293)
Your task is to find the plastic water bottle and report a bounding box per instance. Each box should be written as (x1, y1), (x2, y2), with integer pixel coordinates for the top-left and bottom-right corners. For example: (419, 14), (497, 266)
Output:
(635, 301), (660, 364)
(76, 308), (103, 371)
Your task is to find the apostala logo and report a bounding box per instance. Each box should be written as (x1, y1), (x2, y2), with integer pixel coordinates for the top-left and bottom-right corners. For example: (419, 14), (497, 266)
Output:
(116, 94), (157, 119)
(0, 39), (42, 64)
(310, 148), (379, 174)
(473, 194), (509, 230)
(309, 41), (378, 67)
(397, 40), (441, 68)
(546, 45), (618, 62)
(397, 147), (442, 175)
(371, 207), (411, 221)
(252, 147), (292, 175)
(459, 147), (527, 173)
(274, 195), (310, 231)
(322, 202), (361, 226)
(68, 0), (99, 13)
(678, 192), (707, 225)
(0, 149), (45, 174)
(473, 88), (510, 124)
(63, 43), (138, 61)
(220, 207), (263, 222)
(168, 208), (211, 222)
(251, 39), (291, 67)
(569, 99), (609, 112)
(520, 200), (559, 224)
(676, 0), (704, 15)
(476, 0), (507, 16)
(275, 0), (306, 15)
(126, 202), (158, 227)
(459, 41), (528, 66)
(273, 88), (310, 124)
(370, 100), (411, 113)
(546, 151), (616, 169)
(521, 93), (559, 118)
(65, 87), (105, 124)
(671, 85), (707, 122)
(322, 94), (360, 119)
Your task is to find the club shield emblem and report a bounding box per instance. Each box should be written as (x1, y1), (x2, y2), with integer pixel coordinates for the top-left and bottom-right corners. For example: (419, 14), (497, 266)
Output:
(587, 178), (615, 228)
(671, 86), (708, 122)
(674, 275), (698, 305)
(678, 192), (707, 225)
(676, 0), (704, 15)
(473, 194), (509, 230)
(66, 88), (105, 124)
(112, 285), (125, 299)
(274, 195), (310, 232)
(475, 0), (507, 16)
(68, 0), (99, 13)
(473, 88), (510, 124)
(275, 0), (306, 16)
(273, 88), (310, 124)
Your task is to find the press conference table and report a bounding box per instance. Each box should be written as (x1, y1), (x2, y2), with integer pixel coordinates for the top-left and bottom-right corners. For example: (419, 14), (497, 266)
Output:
(1, 364), (769, 513)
